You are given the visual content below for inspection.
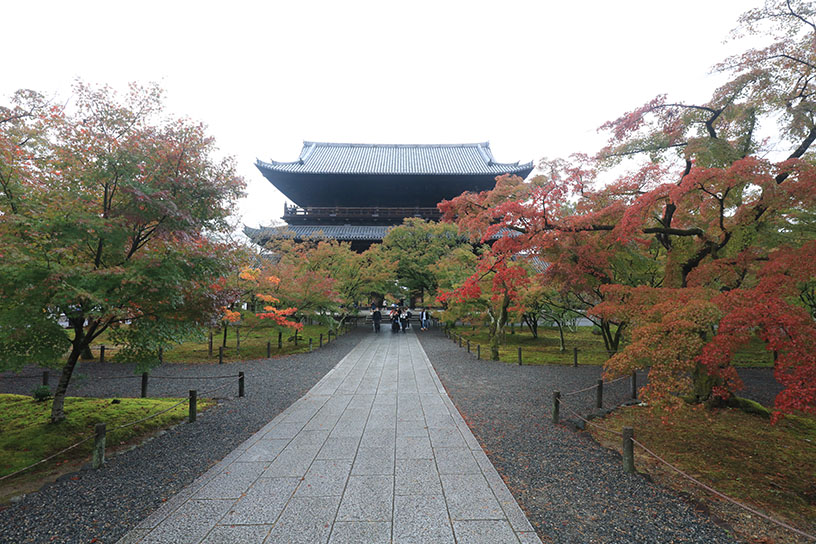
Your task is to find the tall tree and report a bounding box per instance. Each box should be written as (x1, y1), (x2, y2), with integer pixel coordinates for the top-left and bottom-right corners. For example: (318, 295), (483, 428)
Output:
(0, 82), (245, 422)
(382, 218), (470, 304)
(440, 1), (816, 418)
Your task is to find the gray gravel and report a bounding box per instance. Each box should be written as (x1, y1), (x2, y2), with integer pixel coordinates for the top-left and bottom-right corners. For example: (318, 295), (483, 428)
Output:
(0, 329), (363, 544)
(0, 328), (781, 544)
(416, 330), (780, 544)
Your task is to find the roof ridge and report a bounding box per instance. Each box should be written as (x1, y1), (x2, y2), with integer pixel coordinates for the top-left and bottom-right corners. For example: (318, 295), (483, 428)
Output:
(301, 141), (491, 149)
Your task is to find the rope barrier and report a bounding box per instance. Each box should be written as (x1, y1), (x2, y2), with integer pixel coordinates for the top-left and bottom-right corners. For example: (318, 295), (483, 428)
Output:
(631, 438), (816, 542)
(0, 435), (95, 482)
(556, 396), (623, 437)
(553, 374), (815, 542)
(562, 373), (630, 396)
(0, 374), (241, 483)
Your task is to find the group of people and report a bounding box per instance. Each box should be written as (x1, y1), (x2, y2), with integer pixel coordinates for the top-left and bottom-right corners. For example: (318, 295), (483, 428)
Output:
(370, 304), (431, 333)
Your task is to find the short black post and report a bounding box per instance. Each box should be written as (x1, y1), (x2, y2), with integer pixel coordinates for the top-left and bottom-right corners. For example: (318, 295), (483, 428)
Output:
(320, 333), (323, 347)
(294, 330), (298, 346)
(238, 372), (245, 398)
(267, 341), (272, 358)
(573, 347), (578, 367)
(218, 346), (224, 364)
(518, 347), (522, 366)
(92, 423), (106, 469)
(42, 370), (49, 386)
(458, 335), (462, 348)
(596, 379), (604, 409)
(99, 345), (105, 364)
(631, 371), (638, 399)
(476, 345), (481, 360)
(278, 331), (282, 349)
(158, 347), (163, 364)
(466, 340), (470, 353)
(552, 391), (561, 424)
(622, 427), (635, 473)
(309, 338), (313, 351)
(208, 331), (213, 357)
(189, 390), (197, 423)
(141, 372), (148, 398)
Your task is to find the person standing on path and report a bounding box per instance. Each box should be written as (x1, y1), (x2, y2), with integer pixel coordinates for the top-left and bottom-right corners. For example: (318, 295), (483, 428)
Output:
(372, 306), (382, 333)
(399, 307), (409, 333)
(420, 307), (431, 330)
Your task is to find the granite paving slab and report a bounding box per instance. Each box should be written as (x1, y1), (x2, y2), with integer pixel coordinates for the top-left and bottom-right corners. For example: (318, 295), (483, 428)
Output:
(118, 331), (541, 543)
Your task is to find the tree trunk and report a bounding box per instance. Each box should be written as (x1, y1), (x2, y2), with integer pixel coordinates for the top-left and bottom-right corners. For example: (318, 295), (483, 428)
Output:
(556, 320), (566, 352)
(80, 344), (94, 360)
(690, 362), (723, 406)
(51, 346), (82, 423)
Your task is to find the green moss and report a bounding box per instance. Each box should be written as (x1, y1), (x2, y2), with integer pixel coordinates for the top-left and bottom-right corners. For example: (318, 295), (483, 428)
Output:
(0, 394), (212, 479)
(592, 404), (816, 534)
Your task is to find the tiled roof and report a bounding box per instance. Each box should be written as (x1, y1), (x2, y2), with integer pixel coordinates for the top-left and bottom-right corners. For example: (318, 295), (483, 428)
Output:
(257, 142), (533, 176)
(244, 225), (393, 242)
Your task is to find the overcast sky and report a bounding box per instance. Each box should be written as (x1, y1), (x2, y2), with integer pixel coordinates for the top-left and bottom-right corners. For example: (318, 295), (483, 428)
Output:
(4, 0), (754, 233)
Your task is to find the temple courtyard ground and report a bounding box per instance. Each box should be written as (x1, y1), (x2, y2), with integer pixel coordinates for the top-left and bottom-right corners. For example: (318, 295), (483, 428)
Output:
(1, 328), (777, 543)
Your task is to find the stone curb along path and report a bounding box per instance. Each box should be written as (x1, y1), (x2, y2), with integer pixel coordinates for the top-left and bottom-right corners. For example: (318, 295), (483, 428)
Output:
(118, 331), (542, 544)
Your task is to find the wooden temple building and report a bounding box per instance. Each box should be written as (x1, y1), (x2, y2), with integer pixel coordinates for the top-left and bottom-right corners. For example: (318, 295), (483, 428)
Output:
(245, 142), (534, 252)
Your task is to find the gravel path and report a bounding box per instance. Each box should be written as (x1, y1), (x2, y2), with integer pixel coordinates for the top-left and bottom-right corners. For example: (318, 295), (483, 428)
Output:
(416, 330), (778, 544)
(0, 330), (363, 544)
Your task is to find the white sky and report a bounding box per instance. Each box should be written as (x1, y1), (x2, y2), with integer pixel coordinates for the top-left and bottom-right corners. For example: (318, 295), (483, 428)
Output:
(3, 0), (753, 234)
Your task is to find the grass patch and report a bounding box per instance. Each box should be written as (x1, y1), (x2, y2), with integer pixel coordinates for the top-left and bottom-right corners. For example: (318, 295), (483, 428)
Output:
(0, 394), (213, 502)
(589, 404), (816, 542)
(450, 325), (775, 367)
(89, 323), (349, 364)
(452, 326), (616, 366)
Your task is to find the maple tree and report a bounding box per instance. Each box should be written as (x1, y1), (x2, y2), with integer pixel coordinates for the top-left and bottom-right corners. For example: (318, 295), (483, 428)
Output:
(382, 218), (470, 304)
(437, 248), (530, 360)
(260, 237), (395, 329)
(440, 1), (816, 418)
(0, 82), (245, 422)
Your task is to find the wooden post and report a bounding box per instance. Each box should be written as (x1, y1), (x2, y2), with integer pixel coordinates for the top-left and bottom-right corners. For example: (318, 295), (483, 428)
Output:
(466, 340), (470, 353)
(238, 372), (245, 398)
(552, 391), (561, 424)
(218, 346), (224, 364)
(266, 341), (272, 358)
(573, 347), (578, 367)
(596, 379), (604, 409)
(141, 372), (148, 398)
(309, 338), (313, 351)
(189, 390), (197, 423)
(42, 370), (49, 386)
(458, 335), (462, 348)
(631, 371), (638, 399)
(158, 347), (163, 364)
(518, 347), (522, 366)
(208, 331), (213, 357)
(622, 427), (635, 473)
(278, 331), (282, 349)
(236, 326), (240, 356)
(476, 345), (480, 360)
(99, 345), (105, 364)
(92, 423), (106, 469)
(320, 333), (323, 347)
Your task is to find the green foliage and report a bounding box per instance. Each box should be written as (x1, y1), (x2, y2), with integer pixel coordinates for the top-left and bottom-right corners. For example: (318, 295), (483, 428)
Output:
(0, 82), (245, 421)
(383, 218), (471, 301)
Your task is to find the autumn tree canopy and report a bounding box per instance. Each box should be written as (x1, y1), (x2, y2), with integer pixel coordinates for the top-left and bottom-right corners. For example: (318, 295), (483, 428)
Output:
(439, 0), (816, 419)
(0, 82), (245, 422)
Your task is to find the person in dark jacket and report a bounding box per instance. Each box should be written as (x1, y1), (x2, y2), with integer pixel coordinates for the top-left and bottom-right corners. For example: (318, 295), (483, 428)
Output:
(372, 307), (382, 332)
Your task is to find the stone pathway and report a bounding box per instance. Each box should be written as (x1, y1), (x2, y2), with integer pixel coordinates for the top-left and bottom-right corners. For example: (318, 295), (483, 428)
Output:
(118, 331), (541, 543)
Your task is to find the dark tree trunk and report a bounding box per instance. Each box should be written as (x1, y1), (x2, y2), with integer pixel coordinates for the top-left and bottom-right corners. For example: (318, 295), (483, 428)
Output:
(50, 346), (82, 423)
(556, 320), (566, 352)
